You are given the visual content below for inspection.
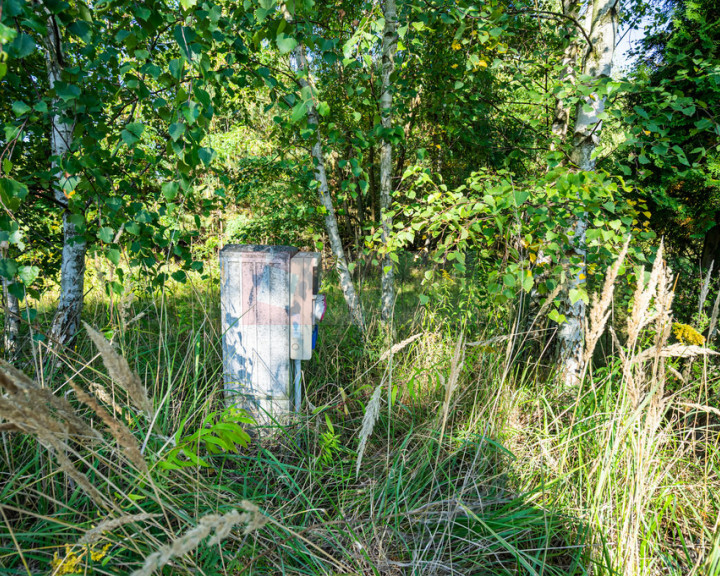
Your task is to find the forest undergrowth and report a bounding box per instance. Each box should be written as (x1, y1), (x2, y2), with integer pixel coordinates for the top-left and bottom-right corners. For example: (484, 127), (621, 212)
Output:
(0, 246), (719, 576)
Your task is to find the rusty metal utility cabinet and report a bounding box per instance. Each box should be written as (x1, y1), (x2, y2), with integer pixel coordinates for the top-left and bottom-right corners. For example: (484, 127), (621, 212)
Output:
(220, 245), (322, 425)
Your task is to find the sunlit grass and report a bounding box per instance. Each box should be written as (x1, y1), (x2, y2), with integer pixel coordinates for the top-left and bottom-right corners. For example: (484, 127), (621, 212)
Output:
(0, 251), (717, 575)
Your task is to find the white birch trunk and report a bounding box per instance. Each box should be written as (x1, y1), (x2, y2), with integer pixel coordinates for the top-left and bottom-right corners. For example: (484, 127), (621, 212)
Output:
(1, 242), (20, 360)
(559, 0), (618, 386)
(379, 0), (398, 324)
(3, 282), (20, 360)
(289, 37), (366, 331)
(43, 12), (87, 348)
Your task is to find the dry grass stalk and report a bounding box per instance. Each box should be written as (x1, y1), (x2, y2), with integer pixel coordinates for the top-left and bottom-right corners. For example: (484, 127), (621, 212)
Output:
(634, 343), (718, 364)
(0, 361), (148, 508)
(0, 359), (36, 391)
(613, 250), (679, 572)
(650, 260), (675, 389)
(0, 367), (111, 506)
(83, 322), (153, 417)
(582, 236), (630, 366)
(79, 512), (160, 545)
(131, 502), (266, 576)
(437, 333), (465, 454)
(627, 240), (665, 349)
(677, 402), (720, 418)
(355, 382), (383, 476)
(378, 333), (423, 362)
(89, 381), (123, 418)
(0, 368), (98, 442)
(707, 288), (720, 343)
(51, 443), (108, 507)
(466, 335), (509, 348)
(69, 381), (148, 472)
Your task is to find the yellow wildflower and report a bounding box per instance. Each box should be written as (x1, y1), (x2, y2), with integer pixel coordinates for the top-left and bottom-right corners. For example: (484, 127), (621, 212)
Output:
(51, 545), (82, 575)
(451, 40), (462, 51)
(51, 542), (111, 574)
(90, 543), (111, 562)
(672, 323), (705, 345)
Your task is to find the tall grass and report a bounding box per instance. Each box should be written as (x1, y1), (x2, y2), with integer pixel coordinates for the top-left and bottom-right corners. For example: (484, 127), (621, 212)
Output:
(0, 248), (717, 575)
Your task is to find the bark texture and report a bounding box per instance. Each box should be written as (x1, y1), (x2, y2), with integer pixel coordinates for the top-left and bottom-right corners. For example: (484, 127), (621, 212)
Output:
(559, 0), (618, 386)
(43, 11), (88, 348)
(379, 0), (398, 324)
(1, 242), (20, 360)
(290, 36), (366, 331)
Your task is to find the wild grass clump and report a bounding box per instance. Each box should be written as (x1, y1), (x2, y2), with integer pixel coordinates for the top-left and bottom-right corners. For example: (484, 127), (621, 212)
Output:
(508, 242), (720, 575)
(0, 244), (717, 575)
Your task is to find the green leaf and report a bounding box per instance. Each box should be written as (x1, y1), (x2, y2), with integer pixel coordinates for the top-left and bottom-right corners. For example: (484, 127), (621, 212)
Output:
(513, 189), (529, 205)
(522, 273), (533, 293)
(0, 22), (17, 44)
(11, 101), (31, 116)
(56, 83), (81, 102)
(121, 122), (145, 146)
(173, 26), (195, 60)
(290, 102), (306, 123)
(317, 101), (330, 117)
(0, 259), (18, 279)
(569, 287), (589, 306)
(548, 309), (566, 323)
(181, 101), (200, 125)
(17, 265), (39, 286)
(180, 0), (197, 9)
(276, 33), (297, 55)
(107, 249), (121, 265)
(169, 122), (185, 141)
(98, 227), (114, 243)
(169, 58), (184, 80)
(11, 33), (35, 59)
(162, 182), (179, 201)
(0, 177), (28, 210)
(198, 147), (216, 166)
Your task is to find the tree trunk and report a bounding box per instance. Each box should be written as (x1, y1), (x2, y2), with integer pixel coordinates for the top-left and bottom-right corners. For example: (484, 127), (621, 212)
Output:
(559, 0), (618, 386)
(701, 223), (720, 269)
(550, 0), (583, 148)
(50, 216), (88, 348)
(379, 0), (398, 324)
(1, 243), (20, 360)
(288, 35), (366, 331)
(42, 11), (87, 349)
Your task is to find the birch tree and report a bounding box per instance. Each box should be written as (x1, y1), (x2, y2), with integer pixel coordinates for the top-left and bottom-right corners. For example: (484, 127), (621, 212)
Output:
(41, 8), (87, 349)
(550, 1), (585, 147)
(284, 6), (366, 332)
(379, 0), (398, 325)
(1, 242), (19, 360)
(559, 0), (619, 385)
